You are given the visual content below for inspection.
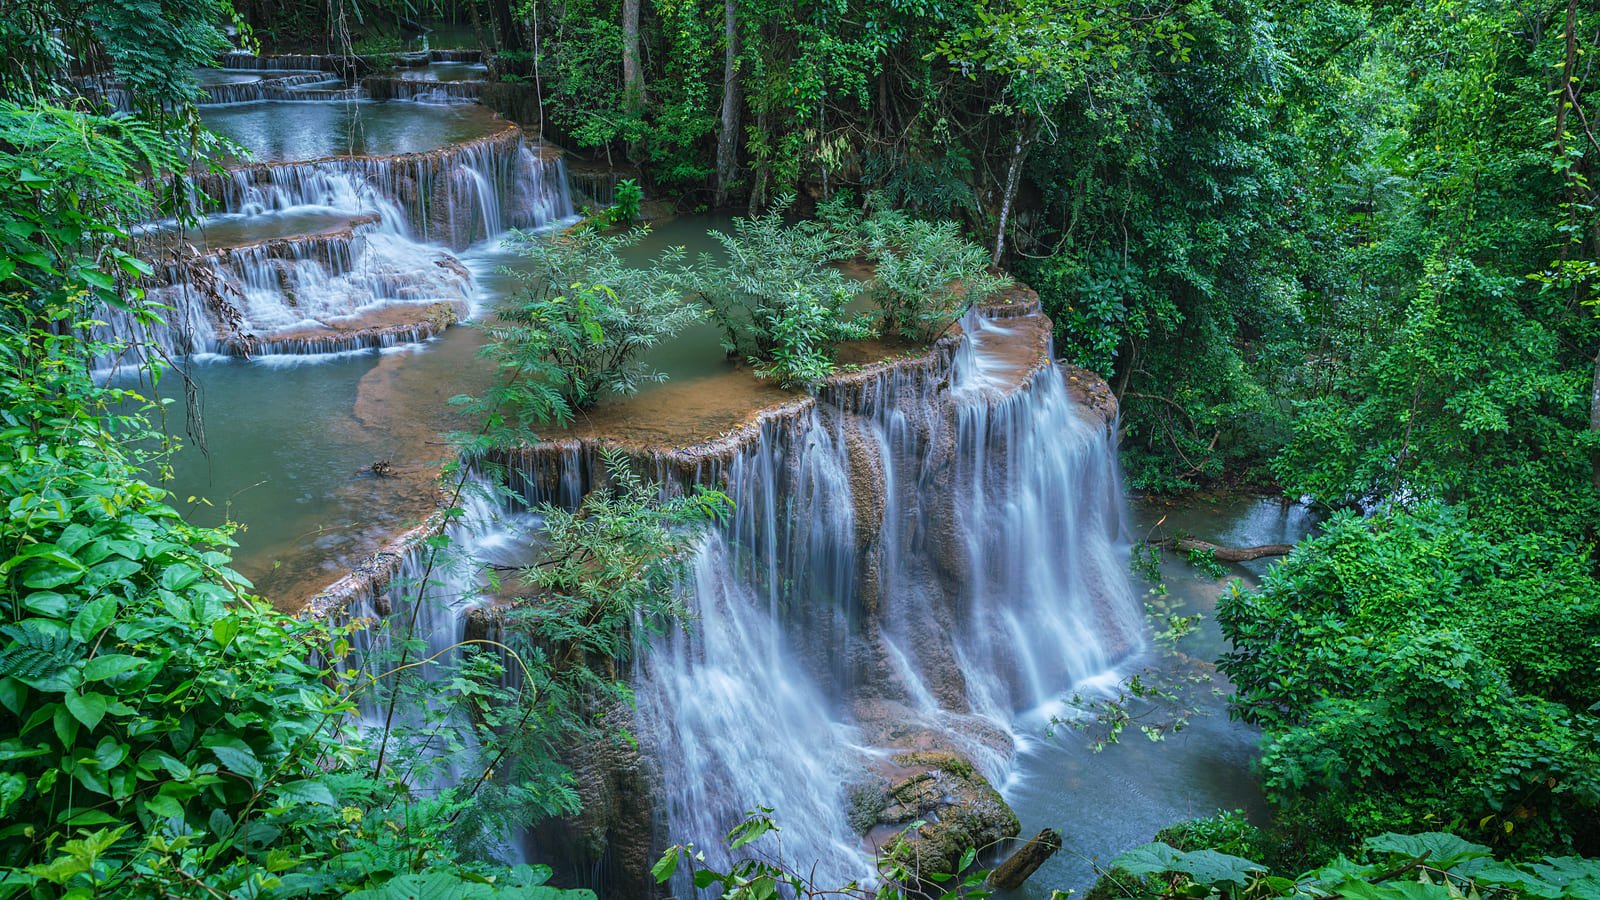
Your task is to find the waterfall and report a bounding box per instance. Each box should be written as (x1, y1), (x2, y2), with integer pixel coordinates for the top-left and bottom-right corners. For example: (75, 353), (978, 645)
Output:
(624, 310), (1143, 887)
(335, 472), (538, 863)
(312, 301), (1141, 890)
(199, 73), (343, 105)
(188, 130), (573, 248)
(103, 121), (575, 367)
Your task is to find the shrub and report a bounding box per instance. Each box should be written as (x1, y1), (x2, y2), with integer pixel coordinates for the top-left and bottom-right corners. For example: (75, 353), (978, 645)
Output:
(0, 303), (601, 897)
(492, 226), (699, 414)
(1218, 505), (1600, 856)
(857, 209), (1011, 342)
(678, 196), (872, 388)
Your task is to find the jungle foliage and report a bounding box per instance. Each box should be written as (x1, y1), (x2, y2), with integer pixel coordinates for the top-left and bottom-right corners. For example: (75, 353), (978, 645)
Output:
(0, 69), (701, 895)
(1096, 830), (1600, 900)
(494, 227), (697, 412)
(7, 0), (1600, 888)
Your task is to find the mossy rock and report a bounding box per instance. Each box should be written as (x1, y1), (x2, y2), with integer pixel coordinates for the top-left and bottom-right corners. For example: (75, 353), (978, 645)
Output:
(880, 751), (1019, 880)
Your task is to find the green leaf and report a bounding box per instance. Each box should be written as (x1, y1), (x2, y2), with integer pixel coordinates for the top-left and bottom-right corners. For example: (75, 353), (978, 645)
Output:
(1113, 842), (1188, 877)
(65, 690), (108, 729)
(70, 596), (117, 643)
(0, 677), (25, 715)
(1364, 833), (1492, 870)
(82, 655), (141, 681)
(211, 616), (240, 649)
(21, 555), (86, 589)
(145, 792), (184, 819)
(271, 779), (335, 806)
(21, 591), (68, 617)
(651, 846), (680, 883)
(93, 736), (127, 771)
(209, 743), (263, 781)
(1170, 849), (1268, 886)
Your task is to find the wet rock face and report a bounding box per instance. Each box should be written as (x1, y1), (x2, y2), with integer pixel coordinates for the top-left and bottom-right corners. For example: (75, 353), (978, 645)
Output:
(878, 751), (1021, 881)
(1062, 364), (1119, 429)
(533, 702), (664, 899)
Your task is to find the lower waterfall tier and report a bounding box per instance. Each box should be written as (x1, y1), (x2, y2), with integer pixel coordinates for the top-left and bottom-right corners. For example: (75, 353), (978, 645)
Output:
(314, 295), (1143, 894)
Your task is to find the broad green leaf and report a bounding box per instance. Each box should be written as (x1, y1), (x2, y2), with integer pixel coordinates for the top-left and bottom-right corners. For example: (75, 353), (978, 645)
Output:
(651, 845), (680, 883)
(1364, 834), (1492, 870)
(1112, 842), (1188, 877)
(271, 779), (335, 806)
(70, 596), (117, 643)
(209, 743), (263, 781)
(82, 655), (141, 681)
(64, 690), (108, 729)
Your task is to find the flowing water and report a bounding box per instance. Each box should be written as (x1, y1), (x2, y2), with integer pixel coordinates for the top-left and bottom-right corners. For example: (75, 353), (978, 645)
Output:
(111, 91), (1305, 895)
(202, 100), (501, 160)
(620, 311), (1146, 890)
(998, 496), (1317, 897)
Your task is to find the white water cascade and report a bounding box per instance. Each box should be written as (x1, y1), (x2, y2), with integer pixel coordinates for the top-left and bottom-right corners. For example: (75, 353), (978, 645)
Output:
(102, 113), (575, 367)
(617, 309), (1142, 888)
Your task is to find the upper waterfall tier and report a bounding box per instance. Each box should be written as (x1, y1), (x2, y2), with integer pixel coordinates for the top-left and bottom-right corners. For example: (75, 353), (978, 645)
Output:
(101, 106), (574, 366)
(186, 114), (572, 249)
(202, 101), (504, 162)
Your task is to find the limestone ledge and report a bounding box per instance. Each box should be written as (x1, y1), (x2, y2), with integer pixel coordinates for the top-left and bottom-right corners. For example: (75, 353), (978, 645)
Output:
(189, 118), (523, 196)
(304, 287), (1113, 620)
(137, 212), (383, 269)
(223, 300), (462, 357)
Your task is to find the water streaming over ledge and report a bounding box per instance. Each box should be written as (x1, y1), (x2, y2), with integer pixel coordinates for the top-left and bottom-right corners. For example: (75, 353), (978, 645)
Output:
(101, 105), (574, 366)
(632, 312), (1142, 886)
(314, 305), (1146, 889)
(167, 91), (1146, 889)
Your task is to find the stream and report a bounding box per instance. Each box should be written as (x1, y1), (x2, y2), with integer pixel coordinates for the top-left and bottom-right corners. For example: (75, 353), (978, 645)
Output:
(107, 69), (1318, 896)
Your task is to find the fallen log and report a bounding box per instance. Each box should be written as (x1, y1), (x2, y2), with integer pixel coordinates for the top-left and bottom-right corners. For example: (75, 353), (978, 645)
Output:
(1151, 538), (1293, 561)
(987, 828), (1063, 890)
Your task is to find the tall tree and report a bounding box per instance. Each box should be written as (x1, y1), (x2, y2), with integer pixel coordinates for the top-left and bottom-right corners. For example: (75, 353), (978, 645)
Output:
(623, 0), (645, 111)
(715, 0), (742, 206)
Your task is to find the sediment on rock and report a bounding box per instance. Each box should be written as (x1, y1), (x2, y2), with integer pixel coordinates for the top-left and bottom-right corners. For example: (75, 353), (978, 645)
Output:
(877, 751), (1022, 882)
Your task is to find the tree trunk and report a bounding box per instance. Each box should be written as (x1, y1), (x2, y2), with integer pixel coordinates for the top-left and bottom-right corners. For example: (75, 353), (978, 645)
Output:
(622, 0), (645, 111)
(487, 0), (524, 53)
(1151, 538), (1294, 561)
(992, 119), (1033, 267)
(1591, 349), (1600, 492)
(714, 0), (742, 207)
(987, 830), (1062, 890)
(749, 105), (771, 214)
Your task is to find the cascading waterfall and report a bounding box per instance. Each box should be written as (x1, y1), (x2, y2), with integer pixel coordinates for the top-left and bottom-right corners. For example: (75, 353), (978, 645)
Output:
(103, 119), (575, 366)
(629, 309), (1144, 887)
(336, 472), (540, 862)
(189, 134), (572, 248)
(313, 301), (1142, 891)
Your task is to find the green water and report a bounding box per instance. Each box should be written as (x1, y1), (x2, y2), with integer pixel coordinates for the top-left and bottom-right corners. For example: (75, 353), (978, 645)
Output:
(998, 496), (1318, 897)
(392, 62), (488, 82)
(202, 100), (503, 161)
(129, 215), (734, 604)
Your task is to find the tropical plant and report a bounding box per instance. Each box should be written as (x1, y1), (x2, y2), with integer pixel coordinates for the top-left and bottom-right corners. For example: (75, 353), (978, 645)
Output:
(1098, 832), (1600, 900)
(653, 809), (996, 899)
(1218, 505), (1600, 856)
(604, 178), (644, 228)
(0, 299), (602, 898)
(491, 227), (699, 414)
(678, 196), (873, 386)
(857, 210), (1011, 342)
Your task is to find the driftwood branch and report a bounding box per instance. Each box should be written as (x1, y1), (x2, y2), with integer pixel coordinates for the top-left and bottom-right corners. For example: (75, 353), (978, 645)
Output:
(987, 829), (1063, 890)
(1150, 538), (1293, 561)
